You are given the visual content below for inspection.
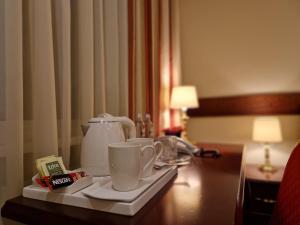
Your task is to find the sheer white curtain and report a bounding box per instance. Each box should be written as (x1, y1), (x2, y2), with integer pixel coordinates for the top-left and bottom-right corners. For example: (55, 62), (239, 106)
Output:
(0, 0), (129, 209)
(0, 0), (23, 212)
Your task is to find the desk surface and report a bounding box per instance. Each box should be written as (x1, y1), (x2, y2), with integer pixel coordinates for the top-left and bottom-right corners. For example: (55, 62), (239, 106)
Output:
(1, 143), (244, 225)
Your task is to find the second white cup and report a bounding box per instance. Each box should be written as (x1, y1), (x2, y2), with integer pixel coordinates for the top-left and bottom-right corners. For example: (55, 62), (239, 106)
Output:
(127, 138), (163, 177)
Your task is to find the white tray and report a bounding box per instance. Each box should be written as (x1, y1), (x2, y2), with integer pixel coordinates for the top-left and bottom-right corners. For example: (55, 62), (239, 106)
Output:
(23, 166), (177, 216)
(82, 166), (174, 202)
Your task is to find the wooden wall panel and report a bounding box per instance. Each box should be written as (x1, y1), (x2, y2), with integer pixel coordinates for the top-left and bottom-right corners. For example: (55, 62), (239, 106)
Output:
(187, 93), (300, 117)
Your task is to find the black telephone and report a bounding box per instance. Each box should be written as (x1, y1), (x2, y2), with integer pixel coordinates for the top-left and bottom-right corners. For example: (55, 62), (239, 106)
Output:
(155, 136), (198, 157)
(195, 148), (221, 158)
(175, 137), (199, 155)
(174, 137), (221, 158)
(156, 136), (221, 158)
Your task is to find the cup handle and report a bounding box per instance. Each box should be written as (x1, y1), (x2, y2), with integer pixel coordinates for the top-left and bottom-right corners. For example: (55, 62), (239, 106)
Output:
(141, 145), (156, 174)
(154, 141), (163, 161)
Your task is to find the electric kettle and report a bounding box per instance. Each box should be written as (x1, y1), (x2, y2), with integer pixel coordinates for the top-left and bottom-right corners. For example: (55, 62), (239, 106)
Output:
(81, 113), (136, 176)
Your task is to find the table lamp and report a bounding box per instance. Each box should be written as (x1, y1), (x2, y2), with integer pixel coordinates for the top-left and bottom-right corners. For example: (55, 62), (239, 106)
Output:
(252, 116), (282, 173)
(170, 86), (199, 142)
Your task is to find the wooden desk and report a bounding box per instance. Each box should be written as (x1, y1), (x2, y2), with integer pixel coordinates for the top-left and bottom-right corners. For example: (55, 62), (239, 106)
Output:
(1, 143), (245, 225)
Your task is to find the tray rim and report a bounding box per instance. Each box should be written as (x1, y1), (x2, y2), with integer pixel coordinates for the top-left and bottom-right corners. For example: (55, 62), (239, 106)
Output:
(81, 166), (174, 202)
(23, 166), (177, 216)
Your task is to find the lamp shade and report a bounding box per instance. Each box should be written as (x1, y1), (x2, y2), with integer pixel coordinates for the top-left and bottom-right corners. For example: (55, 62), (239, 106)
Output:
(170, 86), (199, 109)
(252, 117), (282, 143)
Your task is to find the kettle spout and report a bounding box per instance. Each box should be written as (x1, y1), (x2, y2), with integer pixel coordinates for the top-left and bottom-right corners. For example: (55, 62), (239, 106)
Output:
(81, 124), (90, 136)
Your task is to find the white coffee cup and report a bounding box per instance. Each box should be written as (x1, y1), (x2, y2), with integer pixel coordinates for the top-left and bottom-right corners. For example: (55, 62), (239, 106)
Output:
(108, 142), (155, 191)
(127, 138), (163, 177)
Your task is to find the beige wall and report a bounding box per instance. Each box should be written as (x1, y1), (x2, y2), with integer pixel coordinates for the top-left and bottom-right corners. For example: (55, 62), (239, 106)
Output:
(179, 0), (300, 165)
(180, 0), (300, 97)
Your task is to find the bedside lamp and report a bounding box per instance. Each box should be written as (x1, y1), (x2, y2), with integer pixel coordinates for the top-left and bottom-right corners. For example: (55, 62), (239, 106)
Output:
(170, 86), (199, 142)
(252, 116), (282, 173)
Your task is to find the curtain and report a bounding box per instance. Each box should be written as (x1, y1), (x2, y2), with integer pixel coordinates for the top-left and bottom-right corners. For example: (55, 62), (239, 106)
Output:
(128, 0), (181, 135)
(0, 0), (23, 211)
(0, 0), (181, 213)
(0, 0), (129, 208)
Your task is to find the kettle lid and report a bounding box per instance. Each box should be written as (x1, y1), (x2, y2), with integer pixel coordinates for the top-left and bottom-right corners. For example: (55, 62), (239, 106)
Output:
(88, 113), (123, 123)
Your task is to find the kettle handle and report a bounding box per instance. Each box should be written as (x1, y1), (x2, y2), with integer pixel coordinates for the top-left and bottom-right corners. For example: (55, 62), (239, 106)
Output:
(118, 117), (136, 139)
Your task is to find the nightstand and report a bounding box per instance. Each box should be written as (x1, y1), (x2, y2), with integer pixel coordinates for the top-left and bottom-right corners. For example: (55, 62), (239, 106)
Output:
(244, 164), (285, 225)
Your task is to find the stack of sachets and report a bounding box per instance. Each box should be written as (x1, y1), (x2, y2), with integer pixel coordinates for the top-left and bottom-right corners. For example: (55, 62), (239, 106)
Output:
(35, 155), (86, 190)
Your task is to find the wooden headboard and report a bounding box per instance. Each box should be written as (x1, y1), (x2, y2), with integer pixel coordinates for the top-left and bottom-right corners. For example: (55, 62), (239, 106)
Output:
(187, 93), (300, 117)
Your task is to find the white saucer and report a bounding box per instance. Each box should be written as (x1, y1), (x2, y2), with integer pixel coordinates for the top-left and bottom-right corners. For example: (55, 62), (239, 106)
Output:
(82, 166), (174, 202)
